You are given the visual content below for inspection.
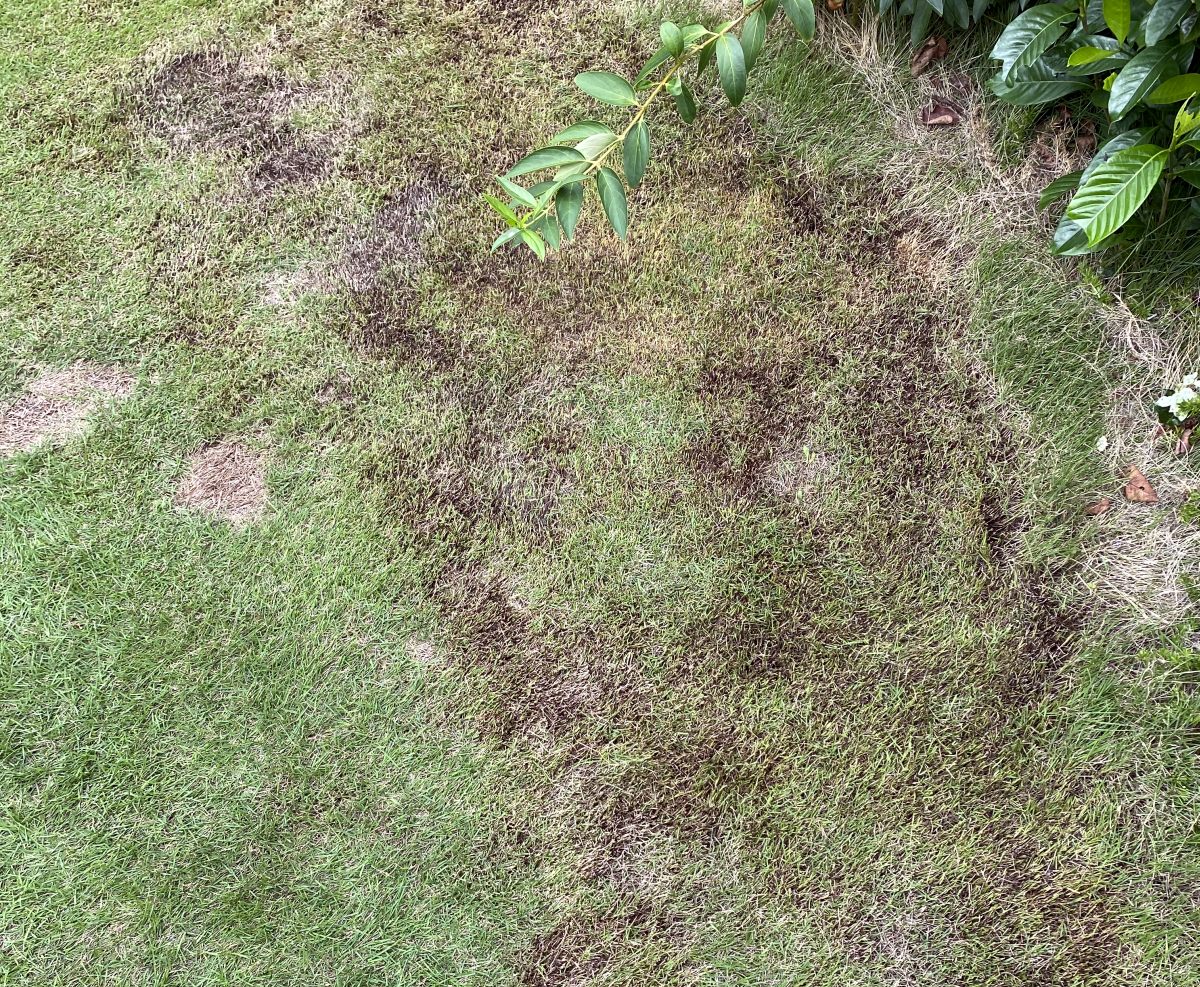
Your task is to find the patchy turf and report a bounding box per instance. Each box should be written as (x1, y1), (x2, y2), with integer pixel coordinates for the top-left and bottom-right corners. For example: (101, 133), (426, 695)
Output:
(1, 2), (1197, 986)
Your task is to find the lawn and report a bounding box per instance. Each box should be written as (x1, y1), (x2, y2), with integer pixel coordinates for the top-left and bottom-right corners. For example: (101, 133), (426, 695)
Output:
(1, 1), (1197, 985)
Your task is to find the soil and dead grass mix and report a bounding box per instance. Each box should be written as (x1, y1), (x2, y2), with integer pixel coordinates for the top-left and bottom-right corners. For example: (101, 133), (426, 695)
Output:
(1, 1), (1196, 986)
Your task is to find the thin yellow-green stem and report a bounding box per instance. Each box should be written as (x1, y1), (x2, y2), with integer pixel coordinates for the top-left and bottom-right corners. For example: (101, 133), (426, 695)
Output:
(510, 1), (767, 234)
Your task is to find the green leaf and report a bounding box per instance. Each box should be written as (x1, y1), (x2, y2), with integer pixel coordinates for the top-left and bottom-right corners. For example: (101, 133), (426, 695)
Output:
(507, 146), (586, 178)
(1038, 169), (1084, 208)
(697, 37), (717, 74)
(1175, 100), (1200, 138)
(1148, 72), (1200, 102)
(574, 132), (619, 163)
(520, 228), (547, 260)
(623, 120), (650, 187)
(555, 183), (584, 240)
(972, 0), (992, 23)
(910, 0), (934, 44)
(1145, 0), (1192, 45)
(1109, 46), (1181, 118)
(926, 0), (945, 15)
(575, 71), (638, 107)
(1103, 0), (1131, 43)
(532, 216), (561, 251)
(1175, 163), (1200, 187)
(491, 227), (522, 252)
(495, 176), (537, 208)
(595, 167), (628, 240)
(741, 10), (767, 71)
(716, 34), (748, 106)
(634, 48), (673, 89)
(782, 0), (816, 40)
(551, 121), (612, 143)
(1066, 143), (1169, 244)
(990, 4), (1077, 81)
(989, 62), (1091, 104)
(1068, 44), (1122, 68)
(1080, 127), (1155, 182)
(483, 193), (520, 226)
(674, 81), (698, 123)
(660, 21), (684, 57)
(762, 0), (781, 19)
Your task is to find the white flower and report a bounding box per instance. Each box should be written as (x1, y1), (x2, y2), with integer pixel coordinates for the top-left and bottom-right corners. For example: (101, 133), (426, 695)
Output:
(1182, 373), (1199, 388)
(1157, 395), (1175, 408)
(1095, 435), (1109, 453)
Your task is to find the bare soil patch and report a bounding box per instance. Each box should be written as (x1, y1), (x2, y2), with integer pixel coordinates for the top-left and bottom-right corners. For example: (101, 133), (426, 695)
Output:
(172, 439), (268, 525)
(0, 363), (135, 456)
(132, 49), (336, 188)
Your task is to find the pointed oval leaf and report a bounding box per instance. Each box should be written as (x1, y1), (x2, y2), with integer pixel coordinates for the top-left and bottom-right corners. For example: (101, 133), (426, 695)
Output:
(1103, 0), (1131, 43)
(1038, 169), (1083, 209)
(988, 62), (1090, 104)
(634, 48), (673, 89)
(1081, 127), (1154, 182)
(1065, 144), (1169, 245)
(660, 21), (684, 57)
(1109, 46), (1181, 118)
(595, 167), (628, 240)
(910, 0), (934, 45)
(1145, 0), (1191, 45)
(507, 146), (586, 178)
(520, 228), (547, 261)
(623, 119), (650, 188)
(716, 34), (748, 106)
(483, 193), (520, 226)
(575, 71), (638, 107)
(491, 227), (522, 253)
(532, 216), (561, 251)
(496, 176), (537, 208)
(1068, 43), (1121, 68)
(742, 10), (767, 71)
(551, 121), (613, 143)
(555, 182), (584, 240)
(782, 0), (816, 40)
(574, 131), (619, 163)
(1148, 73), (1200, 103)
(990, 4), (1076, 80)
(674, 81), (698, 123)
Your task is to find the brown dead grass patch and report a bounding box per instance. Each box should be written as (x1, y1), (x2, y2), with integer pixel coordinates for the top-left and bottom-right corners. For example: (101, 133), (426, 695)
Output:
(132, 49), (340, 188)
(172, 439), (268, 525)
(0, 363), (135, 456)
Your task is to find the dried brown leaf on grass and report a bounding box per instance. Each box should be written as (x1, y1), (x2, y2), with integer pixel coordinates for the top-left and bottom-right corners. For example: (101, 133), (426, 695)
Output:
(1084, 497), (1113, 516)
(910, 36), (948, 77)
(1123, 465), (1158, 504)
(919, 101), (962, 127)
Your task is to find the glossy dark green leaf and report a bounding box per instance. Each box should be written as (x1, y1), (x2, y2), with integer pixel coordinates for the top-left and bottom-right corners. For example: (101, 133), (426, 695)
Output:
(1066, 143), (1169, 244)
(945, 0), (971, 29)
(575, 71), (638, 107)
(782, 0), (816, 40)
(972, 0), (992, 22)
(507, 146), (586, 178)
(1103, 0), (1131, 42)
(926, 0), (945, 16)
(1175, 163), (1200, 188)
(623, 120), (650, 187)
(990, 4), (1076, 80)
(1109, 46), (1181, 118)
(660, 21), (684, 57)
(1037, 169), (1083, 208)
(716, 34), (748, 106)
(989, 62), (1091, 104)
(1145, 0), (1192, 45)
(742, 11), (767, 71)
(555, 182), (584, 240)
(1081, 127), (1155, 182)
(595, 167), (628, 240)
(763, 0), (781, 18)
(1148, 72), (1200, 102)
(698, 37), (717, 74)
